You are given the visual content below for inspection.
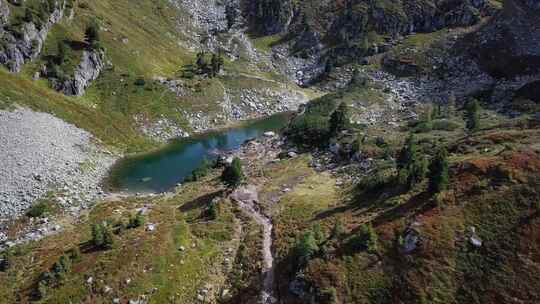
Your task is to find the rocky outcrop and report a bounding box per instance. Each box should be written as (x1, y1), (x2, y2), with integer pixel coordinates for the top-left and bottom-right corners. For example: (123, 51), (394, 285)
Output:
(0, 0), (65, 72)
(55, 50), (105, 96)
(330, 0), (491, 44)
(244, 0), (293, 35)
(0, 0), (9, 25)
(466, 0), (540, 78)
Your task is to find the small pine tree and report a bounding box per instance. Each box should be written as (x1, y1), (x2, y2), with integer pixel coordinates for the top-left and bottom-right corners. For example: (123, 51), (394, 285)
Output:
(91, 223), (104, 247)
(66, 247), (81, 263)
(296, 231), (319, 267)
(221, 157), (244, 188)
(57, 41), (66, 65)
(23, 8), (34, 23)
(428, 147), (449, 194)
(195, 51), (207, 74)
(397, 134), (428, 188)
(128, 212), (145, 228)
(0, 249), (11, 272)
(358, 224), (378, 253)
(447, 92), (456, 118)
(207, 202), (218, 220)
(102, 225), (114, 249)
(84, 21), (100, 48)
(91, 222), (114, 249)
(349, 68), (368, 87)
(210, 52), (224, 77)
(329, 102), (350, 136)
(323, 58), (333, 78)
(330, 219), (345, 240)
(465, 99), (481, 132)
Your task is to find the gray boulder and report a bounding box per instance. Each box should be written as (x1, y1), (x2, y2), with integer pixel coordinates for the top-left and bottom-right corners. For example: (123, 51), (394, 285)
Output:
(56, 50), (105, 96)
(0, 0), (9, 25)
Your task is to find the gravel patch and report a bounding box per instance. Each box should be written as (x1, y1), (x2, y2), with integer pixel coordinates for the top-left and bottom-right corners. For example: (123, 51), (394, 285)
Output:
(0, 107), (117, 222)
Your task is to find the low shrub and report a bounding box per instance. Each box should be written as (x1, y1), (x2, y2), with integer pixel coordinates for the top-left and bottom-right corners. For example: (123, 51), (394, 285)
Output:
(432, 119), (461, 131)
(351, 224), (379, 253)
(185, 158), (213, 182)
(26, 201), (50, 218)
(127, 212), (145, 229)
(134, 78), (146, 86)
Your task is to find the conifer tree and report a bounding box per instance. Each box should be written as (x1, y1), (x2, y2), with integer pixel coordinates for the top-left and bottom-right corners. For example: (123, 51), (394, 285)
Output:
(296, 231), (319, 267)
(210, 52), (224, 77)
(465, 98), (481, 132)
(57, 41), (66, 65)
(221, 157), (244, 188)
(397, 134), (428, 188)
(195, 51), (207, 74)
(329, 102), (350, 136)
(428, 147), (449, 194)
(84, 20), (101, 49)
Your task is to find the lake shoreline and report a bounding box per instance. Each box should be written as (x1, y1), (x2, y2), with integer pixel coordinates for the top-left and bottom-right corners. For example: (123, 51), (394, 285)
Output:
(105, 112), (293, 194)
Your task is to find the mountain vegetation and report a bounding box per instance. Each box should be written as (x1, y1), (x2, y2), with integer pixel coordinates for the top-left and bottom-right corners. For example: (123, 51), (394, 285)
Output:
(0, 0), (539, 303)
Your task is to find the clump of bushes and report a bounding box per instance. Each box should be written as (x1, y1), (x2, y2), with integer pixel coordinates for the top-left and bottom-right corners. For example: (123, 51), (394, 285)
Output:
(0, 249), (12, 272)
(134, 77), (146, 86)
(351, 224), (379, 253)
(26, 201), (51, 218)
(206, 201), (218, 220)
(127, 212), (145, 229)
(185, 158), (213, 182)
(84, 19), (101, 50)
(288, 114), (331, 148)
(193, 50), (224, 77)
(36, 246), (81, 299)
(294, 224), (327, 269)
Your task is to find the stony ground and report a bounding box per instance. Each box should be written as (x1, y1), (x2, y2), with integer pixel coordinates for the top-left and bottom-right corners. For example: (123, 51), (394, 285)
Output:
(0, 107), (117, 222)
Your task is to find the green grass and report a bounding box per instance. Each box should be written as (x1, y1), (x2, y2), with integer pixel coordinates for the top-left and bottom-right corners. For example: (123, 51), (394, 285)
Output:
(0, 175), (238, 303)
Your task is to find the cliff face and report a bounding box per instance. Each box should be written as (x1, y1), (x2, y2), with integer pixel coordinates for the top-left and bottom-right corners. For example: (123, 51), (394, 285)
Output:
(0, 0), (9, 25)
(54, 50), (105, 96)
(0, 0), (65, 73)
(467, 0), (540, 78)
(244, 0), (292, 35)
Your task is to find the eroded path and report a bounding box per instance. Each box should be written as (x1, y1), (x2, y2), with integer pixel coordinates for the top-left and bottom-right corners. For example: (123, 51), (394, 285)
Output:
(230, 184), (276, 303)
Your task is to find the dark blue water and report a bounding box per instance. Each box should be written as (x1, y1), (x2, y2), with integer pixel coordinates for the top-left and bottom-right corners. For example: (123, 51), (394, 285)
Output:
(109, 113), (290, 193)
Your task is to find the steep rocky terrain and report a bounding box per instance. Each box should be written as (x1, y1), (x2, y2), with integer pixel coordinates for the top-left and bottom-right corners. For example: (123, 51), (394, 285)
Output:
(0, 0), (539, 303)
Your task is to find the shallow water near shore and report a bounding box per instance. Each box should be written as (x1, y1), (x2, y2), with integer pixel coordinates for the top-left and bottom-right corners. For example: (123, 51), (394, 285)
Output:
(108, 113), (291, 193)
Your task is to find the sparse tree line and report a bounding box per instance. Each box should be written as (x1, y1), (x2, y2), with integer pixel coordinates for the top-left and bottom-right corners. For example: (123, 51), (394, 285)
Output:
(195, 50), (224, 78)
(18, 210), (146, 300)
(284, 96), (486, 287)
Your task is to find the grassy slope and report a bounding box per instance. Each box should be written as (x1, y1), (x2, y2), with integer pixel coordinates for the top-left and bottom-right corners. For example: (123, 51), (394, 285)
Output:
(0, 174), (238, 303)
(0, 0), (310, 153)
(270, 101), (540, 303)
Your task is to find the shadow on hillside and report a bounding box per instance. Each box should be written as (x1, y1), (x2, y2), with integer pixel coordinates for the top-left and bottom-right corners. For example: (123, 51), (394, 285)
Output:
(372, 191), (434, 226)
(313, 184), (408, 221)
(64, 40), (88, 51)
(178, 190), (224, 213)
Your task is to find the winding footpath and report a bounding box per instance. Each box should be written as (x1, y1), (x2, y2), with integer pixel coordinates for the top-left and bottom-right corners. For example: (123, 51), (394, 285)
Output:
(231, 186), (276, 304)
